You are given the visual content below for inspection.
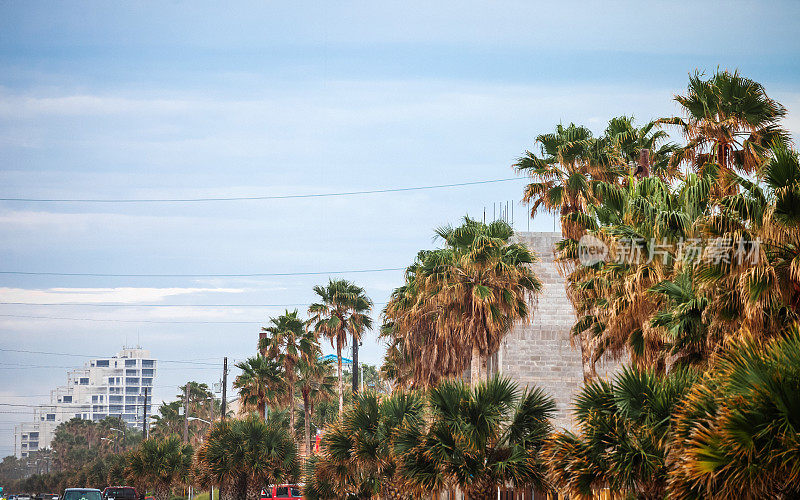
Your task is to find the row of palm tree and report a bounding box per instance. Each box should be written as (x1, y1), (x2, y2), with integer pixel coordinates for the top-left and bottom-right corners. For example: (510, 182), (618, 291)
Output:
(513, 69), (798, 378)
(233, 279), (372, 454)
(310, 328), (800, 499)
(305, 375), (556, 500)
(509, 69), (800, 498)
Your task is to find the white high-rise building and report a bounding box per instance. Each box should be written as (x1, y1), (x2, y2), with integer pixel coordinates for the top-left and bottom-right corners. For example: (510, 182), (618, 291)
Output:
(14, 347), (157, 458)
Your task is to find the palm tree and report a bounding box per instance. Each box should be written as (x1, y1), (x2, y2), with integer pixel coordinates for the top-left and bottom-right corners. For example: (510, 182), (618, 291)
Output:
(514, 123), (606, 240)
(296, 354), (336, 456)
(545, 366), (696, 499)
(394, 375), (555, 499)
(309, 279), (373, 416)
(260, 309), (317, 440)
(671, 324), (800, 499)
(194, 414), (299, 500)
(149, 401), (184, 438)
(659, 69), (788, 189)
(125, 436), (192, 500)
(384, 218), (541, 388)
(305, 389), (425, 499)
(233, 355), (286, 419)
(603, 115), (681, 181)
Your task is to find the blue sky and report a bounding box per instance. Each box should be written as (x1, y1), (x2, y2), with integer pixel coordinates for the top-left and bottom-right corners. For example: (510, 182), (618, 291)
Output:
(1, 0), (799, 453)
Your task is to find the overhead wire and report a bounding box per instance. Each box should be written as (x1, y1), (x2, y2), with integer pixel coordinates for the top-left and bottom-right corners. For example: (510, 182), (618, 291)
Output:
(0, 177), (521, 203)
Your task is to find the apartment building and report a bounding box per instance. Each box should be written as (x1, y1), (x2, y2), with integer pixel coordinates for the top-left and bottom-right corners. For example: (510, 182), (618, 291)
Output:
(14, 346), (156, 458)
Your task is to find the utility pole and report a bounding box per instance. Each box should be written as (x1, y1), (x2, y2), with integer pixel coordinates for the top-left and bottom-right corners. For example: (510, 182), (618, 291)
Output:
(142, 387), (149, 439)
(352, 339), (359, 393)
(221, 357), (228, 421)
(183, 383), (190, 443)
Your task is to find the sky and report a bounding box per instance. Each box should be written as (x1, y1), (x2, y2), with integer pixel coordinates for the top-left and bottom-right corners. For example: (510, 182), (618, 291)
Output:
(1, 0), (799, 455)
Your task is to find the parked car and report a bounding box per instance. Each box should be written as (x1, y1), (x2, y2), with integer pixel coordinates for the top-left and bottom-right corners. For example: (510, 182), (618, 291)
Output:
(100, 488), (137, 500)
(61, 490), (101, 500)
(258, 485), (301, 499)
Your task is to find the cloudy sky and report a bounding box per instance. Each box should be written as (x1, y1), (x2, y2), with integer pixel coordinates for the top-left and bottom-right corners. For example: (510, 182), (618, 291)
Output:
(1, 0), (799, 454)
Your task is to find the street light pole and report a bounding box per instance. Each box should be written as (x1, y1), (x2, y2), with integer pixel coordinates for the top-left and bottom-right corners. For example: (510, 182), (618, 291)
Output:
(221, 357), (228, 422)
(183, 384), (190, 443)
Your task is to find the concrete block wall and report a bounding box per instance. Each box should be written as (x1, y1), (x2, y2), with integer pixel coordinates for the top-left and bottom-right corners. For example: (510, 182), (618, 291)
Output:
(499, 232), (619, 431)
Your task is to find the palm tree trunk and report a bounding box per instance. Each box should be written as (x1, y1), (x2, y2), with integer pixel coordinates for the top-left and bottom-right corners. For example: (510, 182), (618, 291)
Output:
(288, 378), (296, 443)
(578, 331), (593, 383)
(337, 342), (344, 417)
(303, 391), (312, 456)
(470, 344), (481, 388)
(258, 395), (266, 420)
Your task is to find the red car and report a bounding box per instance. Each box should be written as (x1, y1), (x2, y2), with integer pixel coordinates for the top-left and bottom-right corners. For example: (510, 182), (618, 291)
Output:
(258, 485), (301, 500)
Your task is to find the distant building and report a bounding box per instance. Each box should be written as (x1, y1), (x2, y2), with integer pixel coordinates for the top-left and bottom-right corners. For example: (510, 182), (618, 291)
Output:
(14, 346), (156, 458)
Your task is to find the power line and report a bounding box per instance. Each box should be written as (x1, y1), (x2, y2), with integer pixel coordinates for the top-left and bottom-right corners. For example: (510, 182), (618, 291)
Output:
(0, 302), (309, 307)
(0, 177), (522, 203)
(0, 347), (221, 365)
(0, 301), (388, 308)
(0, 266), (405, 277)
(0, 314), (261, 324)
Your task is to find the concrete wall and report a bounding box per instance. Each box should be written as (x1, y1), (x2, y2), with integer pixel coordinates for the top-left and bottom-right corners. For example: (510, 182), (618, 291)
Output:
(498, 232), (618, 431)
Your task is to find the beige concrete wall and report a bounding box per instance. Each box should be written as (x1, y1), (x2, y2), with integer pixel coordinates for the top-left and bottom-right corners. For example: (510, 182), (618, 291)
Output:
(499, 232), (619, 431)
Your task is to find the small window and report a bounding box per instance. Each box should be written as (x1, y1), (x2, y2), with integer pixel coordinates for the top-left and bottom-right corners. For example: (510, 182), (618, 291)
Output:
(142, 360), (155, 367)
(92, 395), (98, 403)
(126, 369), (138, 376)
(108, 377), (115, 385)
(29, 431), (39, 438)
(142, 378), (153, 386)
(46, 413), (56, 421)
(126, 377), (140, 385)
(96, 360), (110, 367)
(126, 387), (139, 394)
(29, 441), (39, 449)
(63, 395), (72, 403)
(79, 378), (89, 385)
(142, 369), (154, 377)
(276, 487), (289, 498)
(125, 359), (137, 367)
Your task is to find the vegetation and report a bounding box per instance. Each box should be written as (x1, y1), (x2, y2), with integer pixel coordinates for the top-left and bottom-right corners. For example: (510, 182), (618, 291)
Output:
(382, 218), (542, 388)
(233, 355), (286, 419)
(668, 327), (800, 498)
(545, 367), (697, 499)
(306, 376), (554, 500)
(260, 309), (318, 442)
(309, 279), (374, 415)
(194, 414), (299, 500)
(514, 69), (800, 498)
(125, 436), (192, 500)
